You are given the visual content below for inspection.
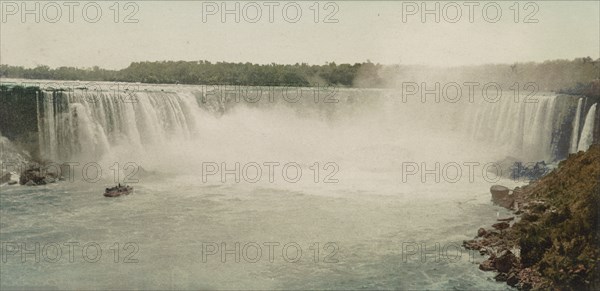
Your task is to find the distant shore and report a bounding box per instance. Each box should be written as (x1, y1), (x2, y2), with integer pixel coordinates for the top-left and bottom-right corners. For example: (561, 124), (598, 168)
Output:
(2, 58), (599, 91)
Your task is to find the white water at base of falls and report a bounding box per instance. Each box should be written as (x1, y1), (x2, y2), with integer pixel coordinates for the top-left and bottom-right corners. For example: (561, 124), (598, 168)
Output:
(577, 103), (597, 152)
(569, 98), (583, 153)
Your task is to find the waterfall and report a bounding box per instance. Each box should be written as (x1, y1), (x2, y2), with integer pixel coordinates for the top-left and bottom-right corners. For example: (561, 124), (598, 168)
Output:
(28, 84), (594, 163)
(569, 98), (583, 153)
(465, 94), (564, 162)
(37, 89), (201, 161)
(577, 103), (597, 152)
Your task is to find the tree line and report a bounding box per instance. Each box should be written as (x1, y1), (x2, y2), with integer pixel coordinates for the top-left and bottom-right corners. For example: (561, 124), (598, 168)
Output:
(1, 58), (598, 91)
(0, 61), (381, 87)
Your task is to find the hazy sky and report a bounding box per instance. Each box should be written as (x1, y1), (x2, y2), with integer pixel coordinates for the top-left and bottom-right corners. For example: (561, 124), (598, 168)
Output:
(1, 1), (599, 69)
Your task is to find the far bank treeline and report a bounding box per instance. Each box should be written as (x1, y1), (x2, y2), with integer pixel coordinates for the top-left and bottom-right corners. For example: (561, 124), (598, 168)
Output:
(1, 58), (599, 94)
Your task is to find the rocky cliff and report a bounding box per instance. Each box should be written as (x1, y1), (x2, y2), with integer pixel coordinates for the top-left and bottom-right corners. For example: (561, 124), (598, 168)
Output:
(0, 85), (41, 159)
(465, 145), (600, 290)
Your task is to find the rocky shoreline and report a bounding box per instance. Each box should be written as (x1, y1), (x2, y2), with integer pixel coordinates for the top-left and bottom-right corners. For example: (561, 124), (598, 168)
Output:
(464, 145), (600, 290)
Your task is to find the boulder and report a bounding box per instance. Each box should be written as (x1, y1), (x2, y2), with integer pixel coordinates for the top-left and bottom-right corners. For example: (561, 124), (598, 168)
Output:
(492, 222), (510, 232)
(507, 272), (519, 286)
(494, 273), (508, 282)
(463, 239), (483, 251)
(495, 250), (518, 273)
(1, 172), (10, 184)
(490, 185), (514, 209)
(477, 228), (487, 237)
(480, 256), (496, 271)
(491, 185), (510, 197)
(19, 165), (59, 186)
(43, 177), (56, 184)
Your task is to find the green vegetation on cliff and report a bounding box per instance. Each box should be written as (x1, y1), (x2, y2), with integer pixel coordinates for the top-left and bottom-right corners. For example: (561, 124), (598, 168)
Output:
(514, 145), (600, 289)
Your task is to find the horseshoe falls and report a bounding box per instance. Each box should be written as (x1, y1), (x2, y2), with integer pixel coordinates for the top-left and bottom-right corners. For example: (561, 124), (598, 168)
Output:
(29, 88), (598, 164)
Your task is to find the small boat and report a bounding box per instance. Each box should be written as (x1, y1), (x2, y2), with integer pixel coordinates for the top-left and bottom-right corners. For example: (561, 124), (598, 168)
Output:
(104, 184), (134, 197)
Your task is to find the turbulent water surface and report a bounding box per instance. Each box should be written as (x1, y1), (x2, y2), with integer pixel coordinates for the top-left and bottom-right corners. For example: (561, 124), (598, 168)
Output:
(1, 81), (597, 289)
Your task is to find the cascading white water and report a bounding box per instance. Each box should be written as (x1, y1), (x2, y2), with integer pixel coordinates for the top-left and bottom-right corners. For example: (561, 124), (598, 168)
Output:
(465, 94), (560, 162)
(577, 103), (597, 152)
(33, 86), (592, 164)
(37, 89), (201, 161)
(569, 98), (583, 153)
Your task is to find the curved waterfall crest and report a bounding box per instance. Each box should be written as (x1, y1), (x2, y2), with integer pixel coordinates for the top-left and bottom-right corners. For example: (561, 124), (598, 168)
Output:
(28, 87), (598, 163)
(37, 89), (201, 161)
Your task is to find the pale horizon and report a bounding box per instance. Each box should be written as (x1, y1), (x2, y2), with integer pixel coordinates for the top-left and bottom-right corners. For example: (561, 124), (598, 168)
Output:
(2, 1), (599, 69)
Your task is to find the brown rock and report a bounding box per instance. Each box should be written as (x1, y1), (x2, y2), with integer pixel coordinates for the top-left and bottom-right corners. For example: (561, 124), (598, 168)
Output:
(483, 231), (499, 239)
(490, 185), (510, 199)
(477, 228), (487, 237)
(495, 250), (517, 273)
(462, 239), (481, 250)
(492, 222), (510, 234)
(490, 185), (515, 209)
(507, 273), (519, 286)
(494, 273), (508, 281)
(479, 255), (496, 271)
